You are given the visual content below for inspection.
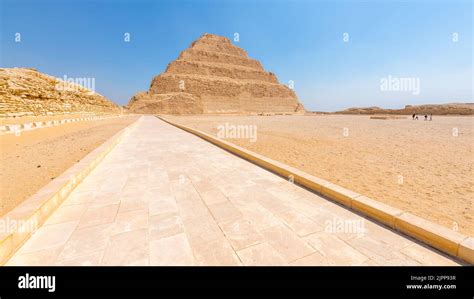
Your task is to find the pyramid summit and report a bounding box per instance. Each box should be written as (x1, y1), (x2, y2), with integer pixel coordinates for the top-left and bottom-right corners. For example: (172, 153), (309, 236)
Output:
(127, 33), (305, 115)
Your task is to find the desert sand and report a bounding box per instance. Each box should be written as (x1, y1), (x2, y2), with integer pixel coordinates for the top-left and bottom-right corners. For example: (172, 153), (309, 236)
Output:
(167, 114), (474, 236)
(0, 115), (139, 216)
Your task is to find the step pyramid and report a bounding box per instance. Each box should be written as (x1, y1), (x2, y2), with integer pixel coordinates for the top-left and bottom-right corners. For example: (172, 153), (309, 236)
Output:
(127, 33), (305, 115)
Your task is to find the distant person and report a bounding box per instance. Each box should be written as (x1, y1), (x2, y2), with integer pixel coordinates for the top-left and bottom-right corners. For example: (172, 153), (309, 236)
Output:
(415, 115), (419, 120)
(429, 114), (433, 121)
(424, 114), (428, 121)
(412, 113), (416, 120)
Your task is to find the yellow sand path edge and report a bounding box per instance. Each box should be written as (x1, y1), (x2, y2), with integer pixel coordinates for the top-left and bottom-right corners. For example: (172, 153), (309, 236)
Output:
(0, 117), (142, 265)
(157, 115), (473, 265)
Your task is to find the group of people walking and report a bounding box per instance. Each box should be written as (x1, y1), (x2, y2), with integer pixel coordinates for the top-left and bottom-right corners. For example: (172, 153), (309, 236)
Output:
(412, 113), (432, 121)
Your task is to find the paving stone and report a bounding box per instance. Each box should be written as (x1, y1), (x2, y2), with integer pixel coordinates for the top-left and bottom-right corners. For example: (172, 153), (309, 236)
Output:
(7, 246), (64, 266)
(192, 237), (241, 266)
(219, 218), (264, 251)
(149, 213), (184, 240)
(260, 225), (315, 263)
(78, 204), (119, 229)
(44, 204), (88, 226)
(113, 209), (149, 235)
(400, 243), (459, 266)
(208, 201), (243, 223)
(304, 232), (371, 266)
(57, 223), (115, 261)
(237, 242), (288, 266)
(7, 116), (460, 266)
(16, 221), (78, 254)
(149, 197), (179, 216)
(55, 251), (103, 266)
(182, 215), (224, 247)
(102, 229), (149, 266)
(149, 233), (194, 266)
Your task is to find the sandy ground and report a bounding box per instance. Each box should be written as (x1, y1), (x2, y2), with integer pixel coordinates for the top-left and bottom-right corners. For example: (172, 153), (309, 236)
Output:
(0, 115), (139, 216)
(168, 115), (474, 236)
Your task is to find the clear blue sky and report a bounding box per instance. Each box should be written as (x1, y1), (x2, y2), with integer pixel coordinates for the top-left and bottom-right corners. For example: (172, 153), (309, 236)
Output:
(1, 0), (472, 111)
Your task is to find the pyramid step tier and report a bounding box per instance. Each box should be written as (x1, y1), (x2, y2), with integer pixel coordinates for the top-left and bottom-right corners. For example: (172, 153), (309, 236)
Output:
(179, 49), (263, 70)
(150, 73), (296, 99)
(166, 60), (278, 83)
(127, 91), (301, 115)
(190, 41), (248, 57)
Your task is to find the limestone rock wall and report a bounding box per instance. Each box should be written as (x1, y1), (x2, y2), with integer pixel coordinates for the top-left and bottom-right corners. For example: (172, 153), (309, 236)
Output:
(127, 33), (305, 115)
(0, 68), (121, 117)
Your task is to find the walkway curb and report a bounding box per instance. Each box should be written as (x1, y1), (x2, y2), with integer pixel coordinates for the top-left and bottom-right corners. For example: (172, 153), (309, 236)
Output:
(157, 116), (473, 265)
(0, 117), (141, 265)
(0, 114), (132, 136)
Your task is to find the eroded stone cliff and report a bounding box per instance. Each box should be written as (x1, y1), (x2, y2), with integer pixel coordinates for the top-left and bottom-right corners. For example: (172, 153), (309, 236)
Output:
(0, 68), (121, 117)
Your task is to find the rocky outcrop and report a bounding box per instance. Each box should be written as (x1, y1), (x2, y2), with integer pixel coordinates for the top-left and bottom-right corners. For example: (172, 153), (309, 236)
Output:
(0, 68), (121, 117)
(127, 33), (305, 115)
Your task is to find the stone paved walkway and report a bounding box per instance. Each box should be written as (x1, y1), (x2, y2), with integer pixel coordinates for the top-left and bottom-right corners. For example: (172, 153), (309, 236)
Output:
(7, 116), (460, 265)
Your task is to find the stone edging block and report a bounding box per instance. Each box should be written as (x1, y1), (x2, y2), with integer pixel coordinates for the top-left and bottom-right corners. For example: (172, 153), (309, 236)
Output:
(0, 114), (129, 136)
